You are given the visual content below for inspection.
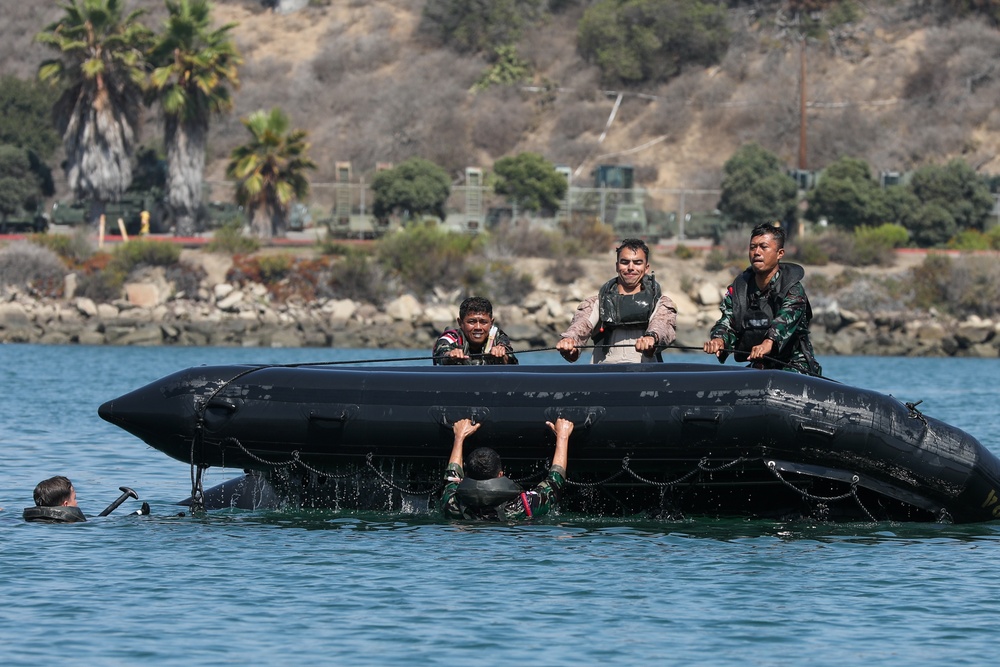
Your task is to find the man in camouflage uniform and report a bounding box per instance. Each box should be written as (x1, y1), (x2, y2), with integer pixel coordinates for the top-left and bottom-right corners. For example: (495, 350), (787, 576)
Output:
(703, 222), (821, 376)
(440, 418), (572, 521)
(433, 296), (517, 365)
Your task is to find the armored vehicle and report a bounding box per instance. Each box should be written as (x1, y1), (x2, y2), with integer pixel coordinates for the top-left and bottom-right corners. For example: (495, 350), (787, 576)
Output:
(50, 190), (168, 235)
(1, 207), (49, 234)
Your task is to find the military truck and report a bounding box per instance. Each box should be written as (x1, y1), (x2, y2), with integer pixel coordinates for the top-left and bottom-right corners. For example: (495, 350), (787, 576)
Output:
(1, 207), (49, 234)
(50, 190), (168, 235)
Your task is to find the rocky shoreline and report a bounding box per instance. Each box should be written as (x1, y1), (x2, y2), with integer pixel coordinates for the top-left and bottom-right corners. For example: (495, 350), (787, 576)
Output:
(1, 251), (997, 358)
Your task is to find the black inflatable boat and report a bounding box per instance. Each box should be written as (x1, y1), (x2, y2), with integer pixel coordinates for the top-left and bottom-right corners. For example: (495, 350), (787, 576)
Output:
(98, 362), (1000, 523)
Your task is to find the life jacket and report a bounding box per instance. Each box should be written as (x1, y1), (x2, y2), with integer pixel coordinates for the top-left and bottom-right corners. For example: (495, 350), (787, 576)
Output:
(591, 275), (662, 343)
(433, 326), (517, 365)
(730, 263), (814, 369)
(454, 476), (524, 520)
(23, 506), (87, 523)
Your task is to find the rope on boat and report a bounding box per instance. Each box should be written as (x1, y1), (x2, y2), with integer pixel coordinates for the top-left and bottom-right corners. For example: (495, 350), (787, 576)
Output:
(213, 436), (880, 520)
(364, 452), (442, 497)
(765, 460), (877, 522)
(905, 400), (928, 426)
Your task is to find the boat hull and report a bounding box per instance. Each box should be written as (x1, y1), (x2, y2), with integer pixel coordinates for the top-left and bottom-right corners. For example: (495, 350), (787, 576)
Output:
(98, 363), (1000, 522)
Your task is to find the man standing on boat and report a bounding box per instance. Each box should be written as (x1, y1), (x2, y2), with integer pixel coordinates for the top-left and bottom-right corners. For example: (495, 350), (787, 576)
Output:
(440, 418), (573, 521)
(433, 296), (518, 365)
(702, 222), (822, 375)
(556, 238), (677, 363)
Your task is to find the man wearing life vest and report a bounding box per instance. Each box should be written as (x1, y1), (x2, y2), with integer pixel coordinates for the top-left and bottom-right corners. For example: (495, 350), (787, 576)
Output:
(433, 296), (518, 365)
(23, 475), (87, 523)
(556, 238), (677, 363)
(703, 222), (822, 375)
(440, 417), (573, 521)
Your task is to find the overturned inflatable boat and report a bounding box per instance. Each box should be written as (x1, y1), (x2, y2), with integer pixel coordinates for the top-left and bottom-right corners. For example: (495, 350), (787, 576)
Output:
(98, 362), (1000, 523)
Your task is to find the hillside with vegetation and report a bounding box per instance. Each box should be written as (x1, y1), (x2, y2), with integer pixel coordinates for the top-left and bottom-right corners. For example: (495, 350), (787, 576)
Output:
(6, 0), (1000, 205)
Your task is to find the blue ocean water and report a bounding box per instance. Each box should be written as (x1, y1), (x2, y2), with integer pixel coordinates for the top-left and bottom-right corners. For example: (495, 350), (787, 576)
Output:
(2, 345), (1000, 666)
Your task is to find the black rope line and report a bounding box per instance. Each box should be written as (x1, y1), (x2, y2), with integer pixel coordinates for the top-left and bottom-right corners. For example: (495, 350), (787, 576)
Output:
(766, 460), (877, 522)
(187, 436), (892, 521)
(364, 453), (442, 497)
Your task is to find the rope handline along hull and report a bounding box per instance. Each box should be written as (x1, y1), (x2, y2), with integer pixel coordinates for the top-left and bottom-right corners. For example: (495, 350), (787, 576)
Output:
(97, 363), (1000, 523)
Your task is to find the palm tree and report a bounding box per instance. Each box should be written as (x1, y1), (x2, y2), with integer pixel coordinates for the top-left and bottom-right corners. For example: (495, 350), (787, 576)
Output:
(36, 0), (151, 225)
(148, 0), (241, 237)
(226, 107), (316, 239)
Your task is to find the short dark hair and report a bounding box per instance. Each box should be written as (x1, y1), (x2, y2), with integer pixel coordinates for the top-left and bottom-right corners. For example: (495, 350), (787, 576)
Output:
(616, 238), (650, 261)
(465, 447), (502, 480)
(458, 296), (494, 320)
(34, 476), (73, 507)
(750, 222), (785, 249)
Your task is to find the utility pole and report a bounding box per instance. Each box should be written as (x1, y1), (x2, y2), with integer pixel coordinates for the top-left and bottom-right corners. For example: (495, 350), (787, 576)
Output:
(799, 38), (807, 171)
(798, 38), (808, 238)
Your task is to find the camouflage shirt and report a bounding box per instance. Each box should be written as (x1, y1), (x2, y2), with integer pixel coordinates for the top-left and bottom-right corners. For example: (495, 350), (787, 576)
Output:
(709, 268), (821, 375)
(440, 462), (566, 521)
(432, 326), (518, 365)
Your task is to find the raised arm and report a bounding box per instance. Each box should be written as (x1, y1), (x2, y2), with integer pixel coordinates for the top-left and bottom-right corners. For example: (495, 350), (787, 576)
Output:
(448, 418), (481, 467)
(545, 417), (574, 472)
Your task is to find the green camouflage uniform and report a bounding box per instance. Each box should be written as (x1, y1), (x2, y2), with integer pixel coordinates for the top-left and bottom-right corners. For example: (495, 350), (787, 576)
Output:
(432, 327), (518, 365)
(710, 268), (821, 376)
(440, 462), (566, 521)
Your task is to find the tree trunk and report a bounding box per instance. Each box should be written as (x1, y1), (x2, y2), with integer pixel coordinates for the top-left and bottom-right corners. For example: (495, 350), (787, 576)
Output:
(271, 201), (287, 238)
(166, 115), (207, 237)
(250, 206), (273, 240)
(64, 103), (134, 226)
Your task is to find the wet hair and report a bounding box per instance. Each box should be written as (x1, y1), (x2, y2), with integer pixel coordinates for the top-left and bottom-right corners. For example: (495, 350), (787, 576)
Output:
(616, 238), (650, 261)
(750, 222), (785, 249)
(34, 476), (74, 507)
(465, 447), (503, 480)
(458, 296), (494, 320)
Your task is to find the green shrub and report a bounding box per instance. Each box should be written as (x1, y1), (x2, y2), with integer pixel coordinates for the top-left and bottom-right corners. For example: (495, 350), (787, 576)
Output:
(674, 244), (696, 260)
(112, 238), (182, 274)
(27, 230), (93, 265)
(255, 254), (293, 284)
(76, 270), (125, 302)
(319, 239), (374, 257)
(793, 239), (830, 265)
(205, 218), (261, 254)
(987, 226), (1000, 250)
(855, 223), (909, 248)
(420, 0), (544, 54)
(845, 223), (907, 266)
(578, 0), (730, 85)
(376, 223), (478, 297)
(947, 229), (991, 250)
(328, 252), (388, 306)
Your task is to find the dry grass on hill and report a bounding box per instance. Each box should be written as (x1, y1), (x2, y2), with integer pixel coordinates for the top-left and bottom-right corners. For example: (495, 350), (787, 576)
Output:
(8, 1), (1000, 200)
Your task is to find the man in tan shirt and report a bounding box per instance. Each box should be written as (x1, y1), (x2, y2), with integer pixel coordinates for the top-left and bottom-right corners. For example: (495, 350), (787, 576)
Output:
(556, 239), (677, 364)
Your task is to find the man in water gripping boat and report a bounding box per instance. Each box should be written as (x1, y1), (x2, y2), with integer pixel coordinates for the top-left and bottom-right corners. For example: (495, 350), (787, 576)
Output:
(556, 238), (677, 363)
(702, 222), (822, 375)
(441, 418), (573, 521)
(433, 296), (518, 365)
(23, 475), (87, 523)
